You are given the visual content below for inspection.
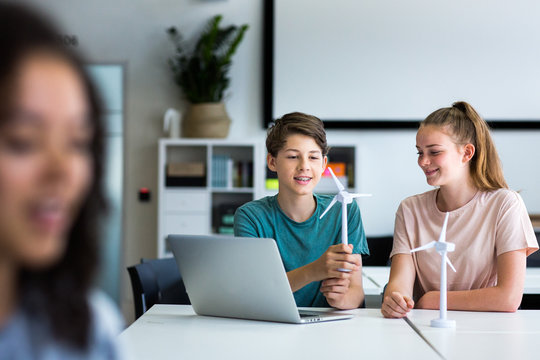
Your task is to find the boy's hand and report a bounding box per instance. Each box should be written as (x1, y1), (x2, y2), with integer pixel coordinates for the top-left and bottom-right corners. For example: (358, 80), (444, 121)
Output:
(320, 278), (350, 306)
(310, 244), (361, 281)
(381, 291), (414, 318)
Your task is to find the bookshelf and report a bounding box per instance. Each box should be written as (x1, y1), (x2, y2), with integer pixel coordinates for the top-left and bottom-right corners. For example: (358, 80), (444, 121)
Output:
(157, 139), (261, 257)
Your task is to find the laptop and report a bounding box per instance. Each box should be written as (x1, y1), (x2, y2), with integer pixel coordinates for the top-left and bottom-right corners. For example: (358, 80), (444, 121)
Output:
(167, 235), (353, 324)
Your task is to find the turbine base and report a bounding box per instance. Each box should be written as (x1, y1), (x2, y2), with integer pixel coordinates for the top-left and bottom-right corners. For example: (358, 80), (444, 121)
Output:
(431, 318), (455, 328)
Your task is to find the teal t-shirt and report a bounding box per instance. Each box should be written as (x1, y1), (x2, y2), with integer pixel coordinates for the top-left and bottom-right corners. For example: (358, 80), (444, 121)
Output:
(234, 194), (369, 307)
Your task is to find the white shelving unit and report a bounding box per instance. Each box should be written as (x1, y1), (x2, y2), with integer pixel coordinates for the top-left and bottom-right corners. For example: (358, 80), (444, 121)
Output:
(157, 139), (262, 257)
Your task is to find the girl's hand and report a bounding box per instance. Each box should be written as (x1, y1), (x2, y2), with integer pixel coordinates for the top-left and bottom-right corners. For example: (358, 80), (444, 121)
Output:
(381, 291), (414, 318)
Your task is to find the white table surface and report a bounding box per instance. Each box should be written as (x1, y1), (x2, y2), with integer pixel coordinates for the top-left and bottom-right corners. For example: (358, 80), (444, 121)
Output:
(362, 266), (540, 295)
(119, 305), (438, 360)
(361, 271), (383, 295)
(406, 309), (540, 360)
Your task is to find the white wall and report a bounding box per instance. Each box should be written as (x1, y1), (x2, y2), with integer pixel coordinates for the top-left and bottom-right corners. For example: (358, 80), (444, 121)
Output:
(20, 0), (540, 320)
(274, 0), (540, 120)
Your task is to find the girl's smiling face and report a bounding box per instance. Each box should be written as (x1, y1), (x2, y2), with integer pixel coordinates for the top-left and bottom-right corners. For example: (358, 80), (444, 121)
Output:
(0, 53), (94, 268)
(416, 125), (473, 187)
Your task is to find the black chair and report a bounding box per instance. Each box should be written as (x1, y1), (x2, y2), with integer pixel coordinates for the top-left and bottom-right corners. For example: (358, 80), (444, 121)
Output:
(526, 231), (540, 267)
(520, 231), (540, 309)
(127, 257), (190, 319)
(362, 235), (393, 266)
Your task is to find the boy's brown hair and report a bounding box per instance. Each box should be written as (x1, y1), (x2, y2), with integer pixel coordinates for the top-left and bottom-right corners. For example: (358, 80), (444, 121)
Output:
(266, 112), (329, 157)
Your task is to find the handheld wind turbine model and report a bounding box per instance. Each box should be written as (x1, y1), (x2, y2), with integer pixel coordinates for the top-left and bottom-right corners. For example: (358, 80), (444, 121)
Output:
(410, 212), (457, 328)
(319, 167), (371, 272)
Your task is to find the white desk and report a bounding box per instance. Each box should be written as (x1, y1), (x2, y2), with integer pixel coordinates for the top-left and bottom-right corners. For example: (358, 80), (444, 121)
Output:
(363, 266), (540, 295)
(362, 266), (391, 293)
(119, 305), (438, 360)
(524, 267), (540, 294)
(361, 271), (383, 295)
(406, 309), (540, 360)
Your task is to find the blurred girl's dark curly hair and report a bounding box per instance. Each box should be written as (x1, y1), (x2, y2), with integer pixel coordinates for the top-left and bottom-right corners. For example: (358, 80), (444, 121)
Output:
(0, 3), (106, 350)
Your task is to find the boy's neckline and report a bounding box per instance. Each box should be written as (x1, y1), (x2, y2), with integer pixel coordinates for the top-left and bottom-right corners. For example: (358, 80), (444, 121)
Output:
(275, 193), (318, 223)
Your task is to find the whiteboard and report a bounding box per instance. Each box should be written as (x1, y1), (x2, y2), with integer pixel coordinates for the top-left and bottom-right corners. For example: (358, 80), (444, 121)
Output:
(267, 0), (540, 127)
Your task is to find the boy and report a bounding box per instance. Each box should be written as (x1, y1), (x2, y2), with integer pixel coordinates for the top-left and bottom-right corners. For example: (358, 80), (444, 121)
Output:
(234, 112), (369, 309)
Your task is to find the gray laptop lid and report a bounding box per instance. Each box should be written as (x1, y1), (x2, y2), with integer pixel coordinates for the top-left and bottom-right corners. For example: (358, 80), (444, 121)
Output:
(167, 235), (303, 323)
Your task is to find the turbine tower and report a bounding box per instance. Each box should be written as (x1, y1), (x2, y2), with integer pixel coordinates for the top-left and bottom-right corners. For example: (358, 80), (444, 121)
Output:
(411, 212), (457, 328)
(319, 167), (371, 271)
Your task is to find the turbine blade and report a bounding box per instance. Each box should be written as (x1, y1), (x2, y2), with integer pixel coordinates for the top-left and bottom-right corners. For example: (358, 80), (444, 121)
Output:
(438, 212), (450, 243)
(351, 193), (372, 198)
(327, 167), (345, 191)
(445, 255), (457, 272)
(410, 241), (436, 253)
(319, 196), (338, 219)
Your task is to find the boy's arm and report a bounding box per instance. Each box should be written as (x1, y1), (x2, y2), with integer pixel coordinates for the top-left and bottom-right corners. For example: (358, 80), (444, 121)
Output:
(233, 207), (259, 237)
(320, 255), (364, 309)
(416, 249), (526, 312)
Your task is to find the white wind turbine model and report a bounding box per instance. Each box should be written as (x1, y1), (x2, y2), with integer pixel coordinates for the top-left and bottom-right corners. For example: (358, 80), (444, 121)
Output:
(319, 167), (371, 272)
(410, 212), (457, 328)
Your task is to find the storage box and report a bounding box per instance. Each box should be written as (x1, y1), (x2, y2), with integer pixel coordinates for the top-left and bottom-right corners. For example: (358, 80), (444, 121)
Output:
(167, 162), (205, 177)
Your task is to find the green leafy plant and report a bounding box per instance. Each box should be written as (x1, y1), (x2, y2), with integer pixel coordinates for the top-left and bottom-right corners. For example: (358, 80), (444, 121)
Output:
(167, 15), (249, 103)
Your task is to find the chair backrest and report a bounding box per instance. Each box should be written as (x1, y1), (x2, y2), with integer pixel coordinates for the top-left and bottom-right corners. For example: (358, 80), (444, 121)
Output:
(526, 231), (540, 267)
(127, 257), (190, 319)
(362, 236), (393, 266)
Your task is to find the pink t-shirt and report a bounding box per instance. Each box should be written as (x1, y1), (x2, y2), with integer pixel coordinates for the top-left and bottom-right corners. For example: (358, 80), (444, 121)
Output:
(390, 188), (539, 300)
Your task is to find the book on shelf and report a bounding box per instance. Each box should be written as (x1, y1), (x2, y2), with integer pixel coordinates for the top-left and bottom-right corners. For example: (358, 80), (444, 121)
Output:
(212, 155), (253, 189)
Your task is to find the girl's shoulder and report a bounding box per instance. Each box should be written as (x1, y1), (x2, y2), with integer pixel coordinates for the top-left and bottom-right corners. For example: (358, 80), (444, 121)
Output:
(399, 189), (437, 210)
(89, 290), (124, 335)
(88, 290), (125, 358)
(2, 291), (124, 359)
(477, 188), (522, 207)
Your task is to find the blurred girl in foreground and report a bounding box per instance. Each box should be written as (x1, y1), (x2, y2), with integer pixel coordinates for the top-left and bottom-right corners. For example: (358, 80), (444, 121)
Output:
(0, 3), (123, 358)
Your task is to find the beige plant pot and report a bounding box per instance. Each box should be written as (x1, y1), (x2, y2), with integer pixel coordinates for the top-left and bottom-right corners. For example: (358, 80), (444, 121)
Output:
(183, 102), (231, 138)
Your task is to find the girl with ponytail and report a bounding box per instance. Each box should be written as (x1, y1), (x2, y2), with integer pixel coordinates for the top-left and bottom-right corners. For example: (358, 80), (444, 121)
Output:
(381, 101), (538, 318)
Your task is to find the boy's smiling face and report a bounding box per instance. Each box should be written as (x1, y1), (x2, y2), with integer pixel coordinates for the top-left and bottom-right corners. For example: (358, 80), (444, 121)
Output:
(267, 133), (327, 198)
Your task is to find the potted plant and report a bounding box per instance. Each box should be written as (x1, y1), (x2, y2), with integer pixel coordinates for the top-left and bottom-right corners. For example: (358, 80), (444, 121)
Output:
(167, 15), (249, 138)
